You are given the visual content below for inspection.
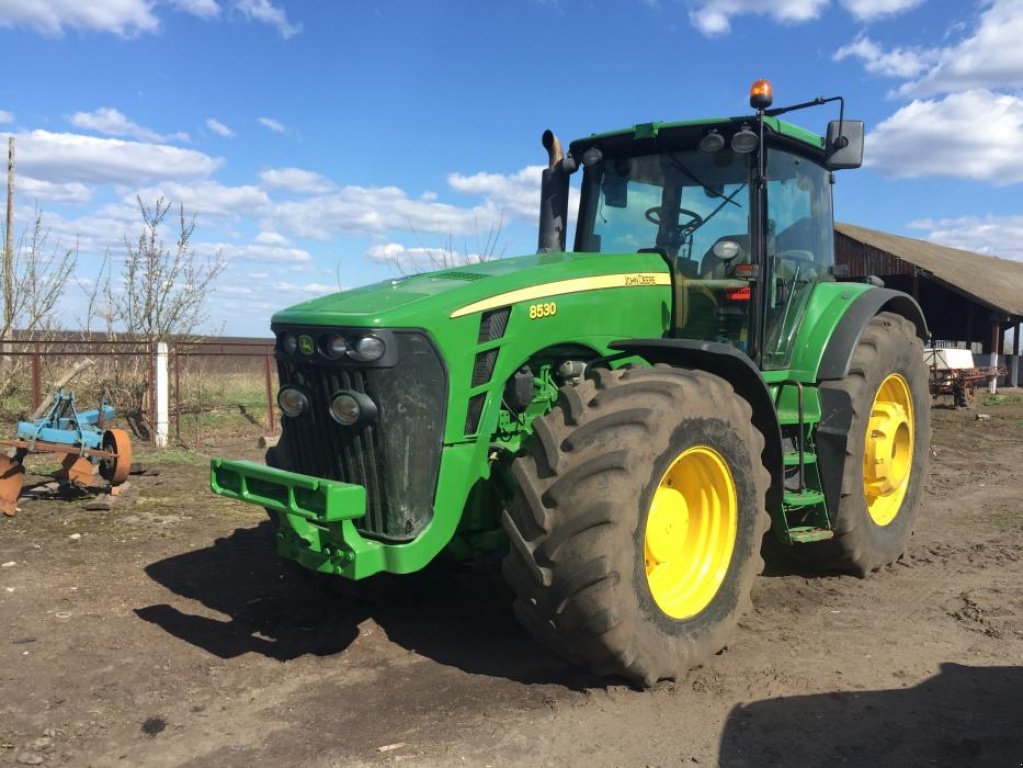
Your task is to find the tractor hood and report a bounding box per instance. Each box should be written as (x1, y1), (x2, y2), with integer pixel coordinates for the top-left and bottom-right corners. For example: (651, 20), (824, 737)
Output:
(271, 249), (670, 330)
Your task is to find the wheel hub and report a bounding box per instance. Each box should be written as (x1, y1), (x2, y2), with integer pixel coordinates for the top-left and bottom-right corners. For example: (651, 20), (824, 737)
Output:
(645, 488), (689, 566)
(644, 446), (737, 620)
(863, 373), (914, 526)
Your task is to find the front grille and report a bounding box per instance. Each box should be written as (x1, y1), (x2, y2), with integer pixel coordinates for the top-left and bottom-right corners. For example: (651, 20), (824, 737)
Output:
(276, 330), (447, 542)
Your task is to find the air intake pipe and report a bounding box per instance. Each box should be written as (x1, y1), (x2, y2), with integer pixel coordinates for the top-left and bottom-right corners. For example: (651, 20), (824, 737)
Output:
(537, 129), (576, 253)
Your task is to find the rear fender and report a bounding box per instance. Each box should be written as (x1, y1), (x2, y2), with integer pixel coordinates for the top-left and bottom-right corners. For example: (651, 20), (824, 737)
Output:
(817, 288), (928, 381)
(608, 339), (783, 518)
(814, 289), (928, 520)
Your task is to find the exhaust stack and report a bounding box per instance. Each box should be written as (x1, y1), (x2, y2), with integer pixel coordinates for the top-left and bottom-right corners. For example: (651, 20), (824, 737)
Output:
(537, 129), (572, 253)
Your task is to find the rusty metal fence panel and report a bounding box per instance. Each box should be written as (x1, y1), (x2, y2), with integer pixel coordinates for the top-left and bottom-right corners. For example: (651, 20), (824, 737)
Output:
(0, 338), (277, 452)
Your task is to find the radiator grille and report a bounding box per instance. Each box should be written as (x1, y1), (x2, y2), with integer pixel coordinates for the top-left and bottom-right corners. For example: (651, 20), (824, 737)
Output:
(276, 331), (446, 542)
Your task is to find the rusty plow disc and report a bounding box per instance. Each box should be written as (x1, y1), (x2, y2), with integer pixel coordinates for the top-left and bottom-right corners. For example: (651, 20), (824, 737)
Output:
(99, 429), (133, 486)
(0, 453), (26, 516)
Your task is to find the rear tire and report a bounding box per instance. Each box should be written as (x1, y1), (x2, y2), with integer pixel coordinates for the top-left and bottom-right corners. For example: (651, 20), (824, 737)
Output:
(501, 366), (770, 686)
(798, 312), (930, 575)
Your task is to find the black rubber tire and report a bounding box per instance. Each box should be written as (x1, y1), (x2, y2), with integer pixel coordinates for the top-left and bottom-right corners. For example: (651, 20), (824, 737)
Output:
(797, 312), (930, 576)
(501, 365), (771, 686)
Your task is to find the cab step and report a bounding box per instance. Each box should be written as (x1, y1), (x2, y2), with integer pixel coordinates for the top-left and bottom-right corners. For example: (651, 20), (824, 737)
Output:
(788, 526), (835, 543)
(783, 451), (817, 466)
(783, 489), (826, 507)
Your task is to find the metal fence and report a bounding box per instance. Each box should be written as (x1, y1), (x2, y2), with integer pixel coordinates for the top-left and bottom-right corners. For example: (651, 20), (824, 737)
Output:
(0, 338), (278, 450)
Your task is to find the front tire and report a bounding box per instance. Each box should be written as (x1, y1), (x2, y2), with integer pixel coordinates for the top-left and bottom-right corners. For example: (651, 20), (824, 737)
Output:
(800, 312), (930, 575)
(501, 366), (770, 686)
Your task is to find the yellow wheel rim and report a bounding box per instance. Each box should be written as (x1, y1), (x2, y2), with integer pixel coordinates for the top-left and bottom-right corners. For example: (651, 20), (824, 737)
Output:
(863, 373), (914, 527)
(644, 445), (738, 620)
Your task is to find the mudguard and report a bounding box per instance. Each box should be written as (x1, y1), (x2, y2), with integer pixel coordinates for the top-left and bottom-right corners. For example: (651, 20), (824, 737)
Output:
(816, 288), (928, 382)
(609, 339), (784, 517)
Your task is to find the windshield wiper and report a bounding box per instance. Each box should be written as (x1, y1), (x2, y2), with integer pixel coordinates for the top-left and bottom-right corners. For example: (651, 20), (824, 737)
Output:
(668, 154), (740, 208)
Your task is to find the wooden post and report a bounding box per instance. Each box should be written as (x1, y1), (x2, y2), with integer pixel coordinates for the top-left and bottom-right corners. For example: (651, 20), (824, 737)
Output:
(989, 322), (1001, 395)
(1012, 321), (1021, 388)
(3, 137), (13, 336)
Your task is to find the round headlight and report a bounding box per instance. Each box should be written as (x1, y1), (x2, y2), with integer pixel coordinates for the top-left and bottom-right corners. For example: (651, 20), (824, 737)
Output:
(351, 335), (386, 362)
(322, 334), (348, 358)
(277, 386), (309, 418)
(699, 130), (726, 154)
(730, 126), (759, 154)
(329, 393), (361, 425)
(278, 332), (298, 356)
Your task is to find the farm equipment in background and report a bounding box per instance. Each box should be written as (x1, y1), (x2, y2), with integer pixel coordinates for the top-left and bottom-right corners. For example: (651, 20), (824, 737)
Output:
(0, 360), (133, 516)
(925, 348), (1006, 408)
(211, 80), (931, 686)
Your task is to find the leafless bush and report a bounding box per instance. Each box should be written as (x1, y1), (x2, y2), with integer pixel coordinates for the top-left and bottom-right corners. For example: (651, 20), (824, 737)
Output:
(0, 210), (78, 395)
(82, 197), (227, 430)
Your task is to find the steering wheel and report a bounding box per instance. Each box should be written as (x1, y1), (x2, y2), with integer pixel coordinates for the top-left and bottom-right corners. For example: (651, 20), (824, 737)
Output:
(645, 206), (705, 234)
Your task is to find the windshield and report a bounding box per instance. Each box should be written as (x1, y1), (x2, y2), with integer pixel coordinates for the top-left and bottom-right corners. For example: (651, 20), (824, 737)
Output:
(576, 149), (756, 352)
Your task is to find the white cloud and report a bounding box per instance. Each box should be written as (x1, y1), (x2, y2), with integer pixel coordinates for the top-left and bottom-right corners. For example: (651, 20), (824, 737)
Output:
(235, 0), (300, 38)
(253, 230), (288, 246)
(0, 110), (13, 124)
(272, 281), (336, 295)
(898, 0), (1023, 97)
(448, 165), (543, 219)
(169, 0), (220, 17)
(0, 0), (159, 36)
(688, 0), (827, 36)
(0, 0), (300, 37)
(267, 164), (546, 242)
(867, 90), (1023, 183)
(260, 167), (334, 194)
(270, 185), (502, 240)
(16, 130), (221, 184)
(366, 242), (482, 273)
(833, 36), (937, 78)
(19, 176), (94, 204)
(839, 0), (924, 20)
(219, 285), (253, 295)
(205, 118), (234, 138)
(70, 107), (189, 143)
(132, 180), (270, 217)
(258, 116), (286, 134)
(907, 214), (1023, 263)
(201, 240), (312, 263)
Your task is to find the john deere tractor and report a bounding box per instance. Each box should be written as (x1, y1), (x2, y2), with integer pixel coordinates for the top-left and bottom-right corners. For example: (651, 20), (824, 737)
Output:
(211, 80), (930, 686)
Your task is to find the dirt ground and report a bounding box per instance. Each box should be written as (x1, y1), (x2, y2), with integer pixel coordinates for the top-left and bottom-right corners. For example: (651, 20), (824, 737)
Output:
(1, 397), (1022, 768)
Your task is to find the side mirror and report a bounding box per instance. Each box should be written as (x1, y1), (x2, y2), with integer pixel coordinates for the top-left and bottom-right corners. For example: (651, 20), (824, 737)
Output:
(825, 120), (864, 170)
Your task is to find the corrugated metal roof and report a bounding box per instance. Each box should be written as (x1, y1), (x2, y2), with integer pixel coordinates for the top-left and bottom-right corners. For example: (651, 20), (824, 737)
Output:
(835, 222), (1023, 318)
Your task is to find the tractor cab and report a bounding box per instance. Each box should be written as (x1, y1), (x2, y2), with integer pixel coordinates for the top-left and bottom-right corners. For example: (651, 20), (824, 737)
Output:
(542, 79), (863, 370)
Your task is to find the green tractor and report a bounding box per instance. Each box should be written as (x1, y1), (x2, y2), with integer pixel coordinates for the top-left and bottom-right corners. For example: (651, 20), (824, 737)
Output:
(211, 80), (930, 686)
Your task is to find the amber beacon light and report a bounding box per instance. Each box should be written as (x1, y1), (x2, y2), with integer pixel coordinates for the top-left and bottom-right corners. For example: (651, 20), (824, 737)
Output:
(749, 79), (773, 110)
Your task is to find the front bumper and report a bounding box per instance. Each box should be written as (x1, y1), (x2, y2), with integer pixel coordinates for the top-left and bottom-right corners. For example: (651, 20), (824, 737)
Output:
(211, 459), (372, 577)
(210, 446), (476, 579)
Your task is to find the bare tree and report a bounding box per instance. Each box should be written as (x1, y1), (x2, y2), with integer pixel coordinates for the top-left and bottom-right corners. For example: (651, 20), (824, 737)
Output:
(0, 209), (78, 342)
(76, 197), (226, 435)
(95, 196), (226, 342)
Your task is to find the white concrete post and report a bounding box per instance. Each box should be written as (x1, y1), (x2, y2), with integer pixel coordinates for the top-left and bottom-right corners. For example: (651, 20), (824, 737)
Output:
(988, 352), (999, 395)
(155, 341), (169, 447)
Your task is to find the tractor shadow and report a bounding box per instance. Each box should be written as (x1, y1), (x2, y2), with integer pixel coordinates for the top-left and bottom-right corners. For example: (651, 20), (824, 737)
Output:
(718, 662), (1023, 767)
(136, 522), (597, 689)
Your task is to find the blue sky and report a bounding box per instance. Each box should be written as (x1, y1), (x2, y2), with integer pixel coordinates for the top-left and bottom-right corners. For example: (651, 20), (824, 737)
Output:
(1, 0), (1021, 336)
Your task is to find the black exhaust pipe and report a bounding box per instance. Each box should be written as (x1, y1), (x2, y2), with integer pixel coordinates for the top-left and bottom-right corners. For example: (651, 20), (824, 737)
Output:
(537, 129), (572, 253)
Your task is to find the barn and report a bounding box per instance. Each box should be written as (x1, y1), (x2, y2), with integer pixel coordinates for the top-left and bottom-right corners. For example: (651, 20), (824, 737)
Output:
(834, 222), (1023, 387)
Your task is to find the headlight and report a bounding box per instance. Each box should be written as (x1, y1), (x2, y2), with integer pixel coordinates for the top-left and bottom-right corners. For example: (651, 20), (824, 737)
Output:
(351, 335), (386, 362)
(329, 393), (361, 425)
(278, 332), (298, 356)
(322, 334), (348, 358)
(277, 386), (309, 417)
(329, 390), (379, 426)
